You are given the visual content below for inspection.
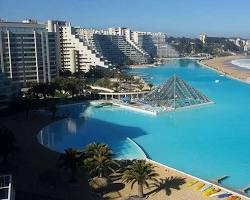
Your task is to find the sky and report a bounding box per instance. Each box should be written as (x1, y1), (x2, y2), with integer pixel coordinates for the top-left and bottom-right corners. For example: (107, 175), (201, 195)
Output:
(0, 0), (250, 38)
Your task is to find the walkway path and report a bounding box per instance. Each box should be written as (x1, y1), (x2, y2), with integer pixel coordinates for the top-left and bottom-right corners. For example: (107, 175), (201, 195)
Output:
(0, 112), (98, 200)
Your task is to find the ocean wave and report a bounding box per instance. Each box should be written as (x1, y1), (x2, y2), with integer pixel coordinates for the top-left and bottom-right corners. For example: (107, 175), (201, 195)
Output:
(231, 59), (250, 69)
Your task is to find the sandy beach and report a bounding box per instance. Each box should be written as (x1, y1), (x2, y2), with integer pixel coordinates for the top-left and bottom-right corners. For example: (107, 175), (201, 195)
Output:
(200, 55), (250, 83)
(104, 159), (249, 200)
(104, 161), (217, 200)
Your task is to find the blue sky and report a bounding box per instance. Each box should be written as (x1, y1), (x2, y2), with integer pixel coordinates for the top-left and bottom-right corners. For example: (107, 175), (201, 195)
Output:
(0, 0), (250, 38)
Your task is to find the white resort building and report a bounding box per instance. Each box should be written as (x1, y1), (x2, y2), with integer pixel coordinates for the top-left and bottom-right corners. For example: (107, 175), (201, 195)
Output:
(54, 23), (179, 71)
(0, 19), (180, 86)
(56, 22), (111, 73)
(0, 20), (60, 87)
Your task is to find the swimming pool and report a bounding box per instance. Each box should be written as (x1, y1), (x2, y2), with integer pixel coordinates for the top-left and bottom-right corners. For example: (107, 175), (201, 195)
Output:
(38, 59), (250, 192)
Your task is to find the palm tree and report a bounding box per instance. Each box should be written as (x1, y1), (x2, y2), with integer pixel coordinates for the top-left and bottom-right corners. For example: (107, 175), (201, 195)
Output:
(37, 83), (49, 99)
(85, 143), (112, 158)
(58, 148), (81, 182)
(0, 127), (16, 163)
(83, 143), (118, 178)
(122, 160), (159, 198)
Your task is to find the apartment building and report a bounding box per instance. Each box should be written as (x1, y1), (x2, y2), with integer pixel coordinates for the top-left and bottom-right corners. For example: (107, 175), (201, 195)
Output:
(199, 34), (207, 44)
(151, 32), (179, 58)
(57, 23), (111, 73)
(92, 34), (151, 66)
(0, 20), (60, 87)
(133, 31), (157, 58)
(244, 40), (250, 52)
(57, 23), (153, 71)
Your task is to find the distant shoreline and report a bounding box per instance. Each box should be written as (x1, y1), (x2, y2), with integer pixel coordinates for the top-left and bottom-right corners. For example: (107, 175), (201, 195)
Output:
(129, 63), (155, 68)
(129, 57), (205, 68)
(199, 55), (250, 84)
(129, 56), (250, 85)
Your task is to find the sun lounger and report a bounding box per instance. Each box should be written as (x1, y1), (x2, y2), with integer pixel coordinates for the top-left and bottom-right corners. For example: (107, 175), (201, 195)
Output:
(200, 184), (212, 192)
(204, 187), (221, 196)
(195, 182), (205, 190)
(203, 187), (214, 195)
(186, 179), (198, 187)
(226, 195), (241, 200)
(210, 191), (225, 197)
(216, 192), (232, 198)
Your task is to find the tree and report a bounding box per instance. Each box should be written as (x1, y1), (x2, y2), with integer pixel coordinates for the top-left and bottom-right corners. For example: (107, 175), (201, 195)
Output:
(83, 143), (118, 178)
(73, 71), (85, 78)
(62, 77), (86, 97)
(148, 83), (154, 89)
(23, 95), (33, 119)
(37, 83), (48, 99)
(59, 69), (72, 77)
(27, 82), (57, 99)
(58, 148), (81, 182)
(85, 68), (106, 79)
(0, 127), (16, 163)
(122, 160), (159, 198)
(94, 78), (112, 89)
(54, 77), (67, 96)
(47, 83), (57, 98)
(113, 82), (120, 91)
(26, 76), (86, 100)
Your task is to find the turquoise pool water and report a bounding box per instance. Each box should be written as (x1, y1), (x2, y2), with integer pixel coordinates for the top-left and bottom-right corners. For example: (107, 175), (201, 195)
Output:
(38, 59), (250, 191)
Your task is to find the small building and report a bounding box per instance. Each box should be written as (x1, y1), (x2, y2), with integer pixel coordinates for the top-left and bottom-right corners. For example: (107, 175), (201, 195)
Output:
(199, 34), (207, 44)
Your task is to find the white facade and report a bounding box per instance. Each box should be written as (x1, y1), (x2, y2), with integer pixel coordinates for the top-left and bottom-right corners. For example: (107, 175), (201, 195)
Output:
(0, 20), (60, 87)
(199, 34), (207, 44)
(59, 25), (110, 73)
(58, 24), (176, 69)
(236, 38), (242, 47)
(244, 40), (250, 52)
